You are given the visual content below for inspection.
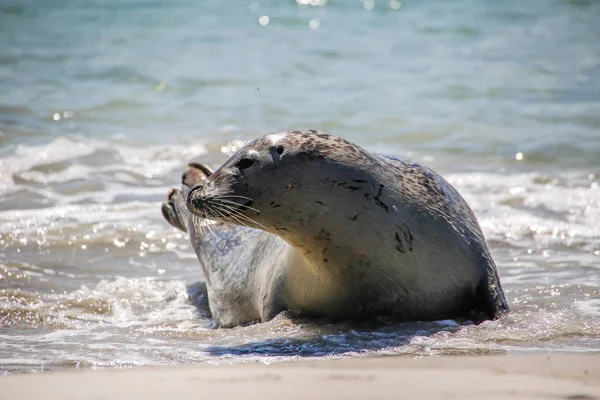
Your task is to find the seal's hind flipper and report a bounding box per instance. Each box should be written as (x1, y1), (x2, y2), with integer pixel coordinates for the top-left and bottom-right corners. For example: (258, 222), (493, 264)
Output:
(486, 263), (510, 315)
(471, 262), (510, 323)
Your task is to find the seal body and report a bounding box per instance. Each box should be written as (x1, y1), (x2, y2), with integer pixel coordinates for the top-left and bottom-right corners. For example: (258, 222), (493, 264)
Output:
(164, 130), (508, 327)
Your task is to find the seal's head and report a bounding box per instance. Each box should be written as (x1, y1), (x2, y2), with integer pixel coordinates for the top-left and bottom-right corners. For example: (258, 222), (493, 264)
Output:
(186, 130), (378, 235)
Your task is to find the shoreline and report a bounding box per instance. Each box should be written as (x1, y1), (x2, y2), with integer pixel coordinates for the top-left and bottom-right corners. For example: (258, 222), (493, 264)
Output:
(3, 354), (599, 399)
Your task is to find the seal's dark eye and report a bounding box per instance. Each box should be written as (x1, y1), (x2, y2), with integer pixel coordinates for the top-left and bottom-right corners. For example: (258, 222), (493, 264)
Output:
(235, 158), (257, 171)
(276, 145), (284, 155)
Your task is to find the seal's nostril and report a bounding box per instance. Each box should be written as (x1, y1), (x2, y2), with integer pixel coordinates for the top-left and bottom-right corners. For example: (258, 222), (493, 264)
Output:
(187, 185), (206, 210)
(190, 183), (204, 192)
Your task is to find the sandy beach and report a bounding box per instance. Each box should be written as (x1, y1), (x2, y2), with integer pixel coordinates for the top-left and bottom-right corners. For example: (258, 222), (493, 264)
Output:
(2, 1), (600, 395)
(3, 354), (599, 400)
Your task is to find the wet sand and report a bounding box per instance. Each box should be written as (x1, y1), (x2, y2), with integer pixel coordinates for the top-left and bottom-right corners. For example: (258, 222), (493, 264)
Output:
(3, 354), (599, 400)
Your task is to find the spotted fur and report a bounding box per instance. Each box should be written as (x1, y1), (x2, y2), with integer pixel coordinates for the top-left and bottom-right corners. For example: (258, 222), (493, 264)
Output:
(166, 130), (509, 327)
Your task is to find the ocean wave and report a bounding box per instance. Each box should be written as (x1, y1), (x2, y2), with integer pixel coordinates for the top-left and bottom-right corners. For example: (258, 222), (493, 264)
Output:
(0, 135), (207, 202)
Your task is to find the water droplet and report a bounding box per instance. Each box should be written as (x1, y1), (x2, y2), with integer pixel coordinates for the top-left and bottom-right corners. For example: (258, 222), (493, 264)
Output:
(258, 15), (269, 25)
(515, 152), (523, 161)
(390, 0), (401, 9)
(309, 19), (320, 30)
(53, 113), (61, 121)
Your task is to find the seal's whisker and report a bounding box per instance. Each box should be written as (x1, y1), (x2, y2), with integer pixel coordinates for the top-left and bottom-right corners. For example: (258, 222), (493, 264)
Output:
(185, 209), (206, 236)
(212, 201), (249, 218)
(214, 195), (255, 201)
(200, 205), (222, 245)
(203, 223), (219, 246)
(220, 208), (254, 230)
(215, 198), (262, 213)
(207, 201), (251, 228)
(231, 212), (268, 230)
(179, 196), (220, 246)
(181, 206), (198, 229)
(197, 220), (215, 247)
(211, 205), (249, 230)
(171, 196), (205, 236)
(213, 202), (267, 230)
(196, 211), (217, 246)
(189, 211), (215, 247)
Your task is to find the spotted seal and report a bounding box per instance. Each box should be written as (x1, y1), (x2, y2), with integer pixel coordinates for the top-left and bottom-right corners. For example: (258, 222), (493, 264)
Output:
(162, 130), (508, 327)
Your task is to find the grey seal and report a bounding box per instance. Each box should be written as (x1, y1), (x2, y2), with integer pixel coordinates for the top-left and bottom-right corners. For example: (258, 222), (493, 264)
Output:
(162, 130), (508, 327)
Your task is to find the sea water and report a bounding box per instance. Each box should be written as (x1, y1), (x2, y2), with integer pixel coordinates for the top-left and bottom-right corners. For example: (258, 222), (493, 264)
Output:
(1, 0), (599, 373)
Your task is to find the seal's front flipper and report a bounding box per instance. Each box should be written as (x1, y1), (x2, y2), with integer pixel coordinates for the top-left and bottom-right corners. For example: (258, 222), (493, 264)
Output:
(162, 189), (187, 232)
(161, 162), (215, 232)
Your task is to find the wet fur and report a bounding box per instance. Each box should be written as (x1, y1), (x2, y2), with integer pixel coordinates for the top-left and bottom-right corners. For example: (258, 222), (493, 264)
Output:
(163, 130), (509, 327)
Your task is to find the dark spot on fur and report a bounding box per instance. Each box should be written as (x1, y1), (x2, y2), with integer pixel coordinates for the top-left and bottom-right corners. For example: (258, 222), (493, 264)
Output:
(394, 232), (405, 253)
(373, 184), (389, 212)
(353, 179), (367, 183)
(395, 224), (414, 252)
(275, 227), (288, 231)
(351, 213), (358, 221)
(316, 200), (323, 205)
(404, 227), (414, 250)
(330, 180), (348, 188)
(323, 258), (328, 262)
(271, 204), (282, 208)
(347, 186), (360, 191)
(276, 145), (284, 155)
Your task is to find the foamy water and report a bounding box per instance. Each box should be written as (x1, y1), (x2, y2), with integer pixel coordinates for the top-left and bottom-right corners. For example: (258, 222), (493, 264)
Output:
(1, 0), (599, 373)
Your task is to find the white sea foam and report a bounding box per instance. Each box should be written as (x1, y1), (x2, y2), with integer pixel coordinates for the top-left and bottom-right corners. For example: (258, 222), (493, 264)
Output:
(0, 135), (207, 201)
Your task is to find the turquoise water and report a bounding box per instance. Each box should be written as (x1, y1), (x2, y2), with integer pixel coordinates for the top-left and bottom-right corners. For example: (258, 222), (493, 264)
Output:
(1, 0), (599, 373)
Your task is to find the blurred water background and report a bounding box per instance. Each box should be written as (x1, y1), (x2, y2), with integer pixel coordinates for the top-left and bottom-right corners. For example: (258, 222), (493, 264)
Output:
(1, 0), (599, 373)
